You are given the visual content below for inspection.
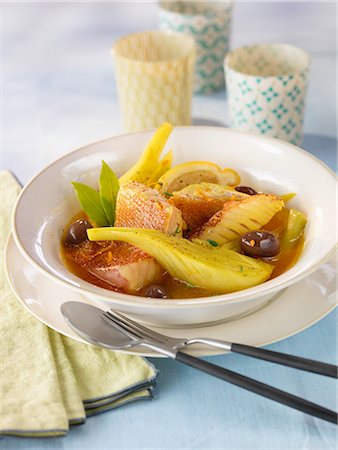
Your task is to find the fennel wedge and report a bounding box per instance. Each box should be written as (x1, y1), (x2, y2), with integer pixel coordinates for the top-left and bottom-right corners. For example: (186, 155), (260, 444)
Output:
(87, 228), (274, 293)
(148, 151), (173, 186)
(281, 208), (307, 246)
(189, 194), (284, 246)
(119, 123), (173, 186)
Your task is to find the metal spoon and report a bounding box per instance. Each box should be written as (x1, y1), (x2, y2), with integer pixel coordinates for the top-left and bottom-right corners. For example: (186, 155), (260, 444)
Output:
(61, 301), (177, 357)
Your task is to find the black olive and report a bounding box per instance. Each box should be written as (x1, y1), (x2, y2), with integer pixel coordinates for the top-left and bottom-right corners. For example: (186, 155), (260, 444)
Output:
(144, 284), (168, 299)
(64, 219), (92, 245)
(240, 230), (280, 258)
(235, 185), (257, 196)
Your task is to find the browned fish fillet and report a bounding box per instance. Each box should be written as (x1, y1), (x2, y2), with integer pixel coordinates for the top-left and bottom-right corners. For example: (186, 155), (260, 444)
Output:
(87, 242), (163, 291)
(65, 240), (113, 266)
(65, 240), (162, 292)
(115, 181), (183, 234)
(172, 182), (247, 230)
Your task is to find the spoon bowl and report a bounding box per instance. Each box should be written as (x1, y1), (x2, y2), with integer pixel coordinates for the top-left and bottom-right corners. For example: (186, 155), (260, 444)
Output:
(60, 301), (136, 350)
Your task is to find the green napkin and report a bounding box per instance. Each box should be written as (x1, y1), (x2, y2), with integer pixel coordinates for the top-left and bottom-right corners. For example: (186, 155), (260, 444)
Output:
(0, 171), (158, 437)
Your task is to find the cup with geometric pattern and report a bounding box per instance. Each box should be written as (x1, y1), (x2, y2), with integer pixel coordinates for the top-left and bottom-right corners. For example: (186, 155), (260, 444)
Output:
(159, 0), (233, 95)
(224, 44), (310, 146)
(112, 31), (195, 132)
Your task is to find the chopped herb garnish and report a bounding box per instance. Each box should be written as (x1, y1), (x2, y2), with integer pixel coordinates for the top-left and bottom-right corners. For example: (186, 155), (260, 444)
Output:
(175, 225), (181, 234)
(164, 191), (174, 197)
(207, 239), (218, 247)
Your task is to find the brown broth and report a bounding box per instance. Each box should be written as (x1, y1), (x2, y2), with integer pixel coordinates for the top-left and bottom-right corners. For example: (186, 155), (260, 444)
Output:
(61, 208), (304, 299)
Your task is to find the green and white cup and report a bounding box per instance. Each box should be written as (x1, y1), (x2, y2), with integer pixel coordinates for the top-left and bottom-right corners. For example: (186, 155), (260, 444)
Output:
(159, 0), (233, 95)
(224, 44), (310, 146)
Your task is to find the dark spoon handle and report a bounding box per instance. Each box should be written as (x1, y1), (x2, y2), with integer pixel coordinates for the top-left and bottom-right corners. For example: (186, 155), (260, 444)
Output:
(231, 343), (338, 379)
(175, 351), (337, 425)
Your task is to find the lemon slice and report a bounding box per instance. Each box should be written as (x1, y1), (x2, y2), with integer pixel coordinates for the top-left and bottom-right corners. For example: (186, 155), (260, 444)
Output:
(157, 161), (240, 194)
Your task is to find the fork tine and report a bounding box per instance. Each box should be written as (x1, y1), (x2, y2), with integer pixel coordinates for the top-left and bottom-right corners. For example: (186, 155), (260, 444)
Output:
(103, 311), (160, 342)
(105, 310), (176, 344)
(105, 310), (168, 343)
(101, 312), (142, 340)
(109, 310), (172, 341)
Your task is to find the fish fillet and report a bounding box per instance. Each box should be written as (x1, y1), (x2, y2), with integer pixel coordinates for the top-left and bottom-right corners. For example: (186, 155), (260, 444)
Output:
(87, 242), (163, 291)
(65, 240), (162, 292)
(172, 182), (248, 230)
(115, 181), (183, 234)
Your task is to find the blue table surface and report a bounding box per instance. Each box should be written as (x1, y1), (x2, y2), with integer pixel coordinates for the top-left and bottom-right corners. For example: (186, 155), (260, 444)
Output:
(2, 2), (337, 449)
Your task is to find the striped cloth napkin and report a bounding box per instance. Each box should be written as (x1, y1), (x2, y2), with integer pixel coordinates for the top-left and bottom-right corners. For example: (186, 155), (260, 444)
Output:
(0, 171), (158, 437)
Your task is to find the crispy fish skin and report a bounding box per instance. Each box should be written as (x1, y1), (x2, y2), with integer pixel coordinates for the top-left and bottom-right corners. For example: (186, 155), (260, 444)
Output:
(65, 240), (161, 292)
(172, 182), (247, 230)
(87, 242), (163, 292)
(173, 196), (223, 231)
(65, 240), (114, 266)
(188, 194), (284, 245)
(115, 181), (183, 234)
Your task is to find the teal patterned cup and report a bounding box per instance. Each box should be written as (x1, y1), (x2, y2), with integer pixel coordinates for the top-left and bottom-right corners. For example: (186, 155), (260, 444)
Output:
(224, 44), (310, 146)
(159, 0), (233, 95)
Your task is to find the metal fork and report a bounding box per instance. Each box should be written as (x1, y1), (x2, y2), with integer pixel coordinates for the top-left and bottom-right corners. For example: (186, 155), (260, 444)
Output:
(100, 309), (338, 425)
(103, 310), (338, 378)
(61, 301), (338, 424)
(102, 310), (186, 349)
(103, 310), (248, 353)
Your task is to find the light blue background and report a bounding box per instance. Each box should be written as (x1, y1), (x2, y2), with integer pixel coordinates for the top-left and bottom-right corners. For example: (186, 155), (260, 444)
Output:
(2, 2), (337, 449)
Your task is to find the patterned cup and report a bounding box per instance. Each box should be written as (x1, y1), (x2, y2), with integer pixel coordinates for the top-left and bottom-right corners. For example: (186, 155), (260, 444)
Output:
(224, 44), (310, 146)
(159, 0), (233, 95)
(112, 31), (195, 131)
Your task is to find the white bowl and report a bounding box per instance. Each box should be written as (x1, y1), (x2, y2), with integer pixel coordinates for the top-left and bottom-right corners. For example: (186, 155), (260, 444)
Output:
(12, 127), (337, 327)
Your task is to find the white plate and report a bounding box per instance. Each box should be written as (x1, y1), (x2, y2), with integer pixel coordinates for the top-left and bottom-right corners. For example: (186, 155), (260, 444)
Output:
(5, 235), (337, 357)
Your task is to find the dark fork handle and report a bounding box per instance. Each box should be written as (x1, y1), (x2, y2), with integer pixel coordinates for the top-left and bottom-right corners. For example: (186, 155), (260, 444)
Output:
(176, 351), (338, 425)
(231, 343), (338, 379)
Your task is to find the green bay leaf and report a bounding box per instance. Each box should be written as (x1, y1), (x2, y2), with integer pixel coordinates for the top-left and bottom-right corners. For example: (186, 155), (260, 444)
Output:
(71, 182), (109, 227)
(99, 161), (120, 226)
